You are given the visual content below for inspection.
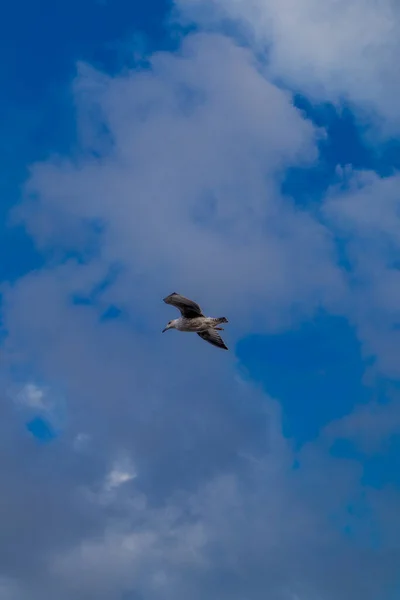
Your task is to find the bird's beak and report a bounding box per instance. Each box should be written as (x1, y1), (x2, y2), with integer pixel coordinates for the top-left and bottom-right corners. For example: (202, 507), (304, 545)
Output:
(162, 327), (168, 333)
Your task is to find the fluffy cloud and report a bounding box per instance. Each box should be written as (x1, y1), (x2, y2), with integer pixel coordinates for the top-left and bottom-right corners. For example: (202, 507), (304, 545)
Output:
(176, 0), (400, 132)
(19, 33), (342, 333)
(1, 19), (399, 600)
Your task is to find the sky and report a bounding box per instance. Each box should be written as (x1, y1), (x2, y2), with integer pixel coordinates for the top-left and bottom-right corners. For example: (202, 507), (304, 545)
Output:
(0, 0), (400, 598)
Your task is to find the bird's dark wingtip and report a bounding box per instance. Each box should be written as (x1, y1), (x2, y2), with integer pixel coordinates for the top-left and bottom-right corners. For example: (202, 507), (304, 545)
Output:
(163, 292), (179, 302)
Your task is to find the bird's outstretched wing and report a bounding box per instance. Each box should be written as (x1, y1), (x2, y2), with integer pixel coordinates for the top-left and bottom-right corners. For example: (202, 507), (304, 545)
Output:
(163, 292), (204, 318)
(197, 329), (228, 350)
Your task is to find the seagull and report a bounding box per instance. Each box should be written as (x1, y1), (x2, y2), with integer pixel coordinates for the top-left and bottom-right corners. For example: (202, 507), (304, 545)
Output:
(162, 292), (229, 350)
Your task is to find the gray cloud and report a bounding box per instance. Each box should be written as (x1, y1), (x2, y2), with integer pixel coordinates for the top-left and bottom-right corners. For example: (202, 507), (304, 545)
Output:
(1, 26), (399, 600)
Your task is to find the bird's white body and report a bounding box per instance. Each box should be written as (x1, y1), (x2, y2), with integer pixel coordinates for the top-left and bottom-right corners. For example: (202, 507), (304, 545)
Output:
(170, 317), (224, 332)
(162, 293), (229, 350)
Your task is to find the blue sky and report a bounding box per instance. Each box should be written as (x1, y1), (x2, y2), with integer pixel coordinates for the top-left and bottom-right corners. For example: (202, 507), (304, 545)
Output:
(1, 0), (400, 598)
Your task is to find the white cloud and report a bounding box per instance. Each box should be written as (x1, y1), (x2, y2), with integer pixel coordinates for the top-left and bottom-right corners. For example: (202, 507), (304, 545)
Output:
(19, 32), (342, 335)
(15, 382), (48, 411)
(0, 19), (399, 600)
(176, 0), (400, 132)
(104, 458), (136, 491)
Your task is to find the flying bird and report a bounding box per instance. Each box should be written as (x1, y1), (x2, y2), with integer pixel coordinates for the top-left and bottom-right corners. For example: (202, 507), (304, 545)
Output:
(162, 292), (228, 350)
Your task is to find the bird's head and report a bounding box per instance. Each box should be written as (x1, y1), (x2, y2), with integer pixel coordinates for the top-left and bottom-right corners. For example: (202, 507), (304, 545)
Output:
(162, 319), (176, 333)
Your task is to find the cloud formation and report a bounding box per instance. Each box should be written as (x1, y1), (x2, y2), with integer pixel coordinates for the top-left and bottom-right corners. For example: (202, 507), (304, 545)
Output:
(324, 170), (400, 375)
(20, 33), (342, 333)
(1, 11), (399, 600)
(176, 0), (400, 132)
